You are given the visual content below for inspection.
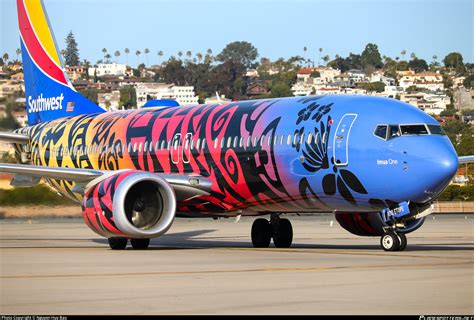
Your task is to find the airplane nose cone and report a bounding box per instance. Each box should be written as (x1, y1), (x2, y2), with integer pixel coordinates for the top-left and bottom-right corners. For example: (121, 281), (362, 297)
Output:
(426, 142), (458, 197)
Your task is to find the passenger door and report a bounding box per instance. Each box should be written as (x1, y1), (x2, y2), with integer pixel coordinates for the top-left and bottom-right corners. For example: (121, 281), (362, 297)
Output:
(333, 114), (357, 166)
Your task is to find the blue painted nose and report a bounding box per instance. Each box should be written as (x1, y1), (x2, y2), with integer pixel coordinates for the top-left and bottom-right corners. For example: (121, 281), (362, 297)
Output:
(426, 141), (458, 198)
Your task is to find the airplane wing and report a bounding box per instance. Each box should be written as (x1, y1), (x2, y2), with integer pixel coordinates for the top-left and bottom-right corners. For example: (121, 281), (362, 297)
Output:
(0, 163), (212, 199)
(459, 156), (474, 164)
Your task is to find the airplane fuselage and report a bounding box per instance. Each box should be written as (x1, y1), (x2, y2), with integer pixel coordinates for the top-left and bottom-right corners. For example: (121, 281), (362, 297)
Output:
(16, 95), (458, 216)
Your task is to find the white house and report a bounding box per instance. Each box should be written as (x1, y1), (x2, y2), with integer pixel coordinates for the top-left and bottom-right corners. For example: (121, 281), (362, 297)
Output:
(98, 91), (121, 111)
(88, 63), (127, 77)
(135, 83), (199, 108)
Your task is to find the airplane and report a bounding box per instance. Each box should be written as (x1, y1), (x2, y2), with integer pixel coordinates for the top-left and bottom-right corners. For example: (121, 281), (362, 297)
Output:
(1, 0), (473, 251)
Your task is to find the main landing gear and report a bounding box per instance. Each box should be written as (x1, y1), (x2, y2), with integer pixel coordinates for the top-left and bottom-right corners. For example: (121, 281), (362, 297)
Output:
(251, 214), (293, 248)
(380, 230), (407, 251)
(107, 237), (150, 250)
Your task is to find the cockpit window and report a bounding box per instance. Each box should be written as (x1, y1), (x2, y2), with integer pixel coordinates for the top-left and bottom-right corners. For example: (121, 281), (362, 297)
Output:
(427, 124), (446, 135)
(388, 125), (400, 139)
(374, 125), (387, 139)
(400, 124), (429, 135)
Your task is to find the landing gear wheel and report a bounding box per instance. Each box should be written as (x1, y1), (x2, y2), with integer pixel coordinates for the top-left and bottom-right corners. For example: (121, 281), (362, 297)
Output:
(397, 233), (407, 251)
(272, 218), (293, 248)
(130, 238), (150, 250)
(251, 218), (272, 248)
(108, 237), (128, 250)
(380, 231), (400, 251)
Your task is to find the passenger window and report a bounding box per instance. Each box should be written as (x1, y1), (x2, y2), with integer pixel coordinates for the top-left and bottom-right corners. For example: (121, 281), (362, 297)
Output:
(322, 132), (327, 144)
(247, 136), (252, 147)
(144, 141), (148, 152)
(202, 139), (206, 150)
(374, 125), (388, 140)
(214, 139), (218, 149)
(280, 135), (284, 145)
(239, 136), (243, 148)
(287, 134), (292, 145)
(260, 136), (265, 146)
(400, 124), (429, 135)
(196, 138), (201, 150)
(253, 136), (259, 147)
(160, 141), (165, 150)
(233, 136), (238, 148)
(227, 137), (232, 148)
(221, 138), (225, 149)
(307, 133), (313, 144)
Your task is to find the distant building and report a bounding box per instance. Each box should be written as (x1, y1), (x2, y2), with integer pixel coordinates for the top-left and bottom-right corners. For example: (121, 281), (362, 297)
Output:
(0, 80), (23, 98)
(135, 83), (199, 108)
(245, 69), (259, 78)
(246, 82), (269, 98)
(98, 90), (121, 111)
(400, 92), (450, 115)
(398, 71), (444, 91)
(88, 63), (127, 77)
(66, 66), (87, 81)
(10, 72), (24, 82)
(12, 110), (27, 127)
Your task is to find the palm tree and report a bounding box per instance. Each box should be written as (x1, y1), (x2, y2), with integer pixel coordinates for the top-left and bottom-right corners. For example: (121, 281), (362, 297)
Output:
(157, 50), (164, 65)
(196, 52), (203, 63)
(144, 48), (150, 66)
(15, 48), (21, 62)
(432, 55), (438, 63)
(102, 48), (107, 61)
(114, 50), (120, 63)
(136, 50), (141, 65)
(401, 50), (406, 60)
(124, 48), (130, 65)
(206, 48), (212, 56)
(2, 53), (8, 64)
(186, 50), (192, 61)
(177, 51), (183, 60)
(323, 55), (330, 65)
(303, 46), (308, 66)
(105, 53), (111, 63)
(410, 52), (416, 60)
(395, 56), (400, 62)
(318, 47), (323, 66)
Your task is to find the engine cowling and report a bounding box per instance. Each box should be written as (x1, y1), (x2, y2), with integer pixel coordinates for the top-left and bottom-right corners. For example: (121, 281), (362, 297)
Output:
(335, 212), (425, 237)
(82, 170), (176, 239)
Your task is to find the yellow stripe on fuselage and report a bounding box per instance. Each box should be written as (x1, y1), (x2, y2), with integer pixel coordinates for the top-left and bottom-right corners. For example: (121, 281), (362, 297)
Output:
(23, 0), (61, 66)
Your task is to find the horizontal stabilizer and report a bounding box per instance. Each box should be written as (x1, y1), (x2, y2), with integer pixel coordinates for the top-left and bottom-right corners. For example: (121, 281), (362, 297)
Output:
(459, 156), (474, 164)
(0, 132), (29, 144)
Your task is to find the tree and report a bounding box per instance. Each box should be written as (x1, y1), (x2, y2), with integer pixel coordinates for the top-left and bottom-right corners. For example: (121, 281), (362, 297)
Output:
(357, 81), (386, 93)
(2, 53), (9, 65)
(157, 50), (164, 65)
(329, 56), (350, 72)
(346, 53), (362, 70)
(64, 31), (79, 66)
(463, 75), (473, 88)
(15, 48), (21, 62)
(144, 48), (150, 66)
(410, 52), (416, 60)
(361, 43), (383, 69)
(270, 82), (292, 98)
(135, 50), (141, 65)
(443, 52), (465, 74)
(216, 41), (258, 69)
(114, 50), (120, 63)
(124, 48), (130, 65)
(408, 58), (428, 72)
(196, 52), (203, 64)
(401, 50), (406, 60)
(102, 48), (107, 60)
(105, 53), (111, 63)
(177, 51), (183, 60)
(323, 55), (330, 65)
(186, 50), (192, 61)
(119, 85), (137, 109)
(318, 47), (323, 66)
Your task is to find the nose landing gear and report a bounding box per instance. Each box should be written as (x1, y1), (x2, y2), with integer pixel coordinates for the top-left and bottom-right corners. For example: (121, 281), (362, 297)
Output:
(380, 230), (407, 251)
(251, 214), (293, 248)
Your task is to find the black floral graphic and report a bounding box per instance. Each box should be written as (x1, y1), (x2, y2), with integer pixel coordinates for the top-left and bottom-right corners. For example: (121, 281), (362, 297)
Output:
(294, 98), (368, 205)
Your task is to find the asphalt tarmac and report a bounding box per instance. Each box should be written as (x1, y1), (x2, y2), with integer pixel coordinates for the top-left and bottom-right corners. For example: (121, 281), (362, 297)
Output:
(0, 214), (473, 315)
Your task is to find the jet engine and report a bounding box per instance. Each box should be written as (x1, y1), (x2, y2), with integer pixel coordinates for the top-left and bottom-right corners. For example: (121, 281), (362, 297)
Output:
(335, 211), (425, 237)
(82, 170), (176, 239)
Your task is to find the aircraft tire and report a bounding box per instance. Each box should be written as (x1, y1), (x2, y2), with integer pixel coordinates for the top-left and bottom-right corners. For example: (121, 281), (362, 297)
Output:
(108, 237), (128, 250)
(130, 238), (150, 250)
(251, 218), (272, 248)
(380, 230), (400, 251)
(397, 233), (407, 251)
(273, 218), (293, 248)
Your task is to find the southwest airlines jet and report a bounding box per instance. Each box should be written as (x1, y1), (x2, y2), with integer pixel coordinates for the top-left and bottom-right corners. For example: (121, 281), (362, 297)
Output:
(1, 0), (473, 251)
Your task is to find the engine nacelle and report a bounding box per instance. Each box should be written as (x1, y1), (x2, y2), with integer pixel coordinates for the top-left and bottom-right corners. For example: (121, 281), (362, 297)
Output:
(335, 212), (425, 237)
(82, 170), (176, 239)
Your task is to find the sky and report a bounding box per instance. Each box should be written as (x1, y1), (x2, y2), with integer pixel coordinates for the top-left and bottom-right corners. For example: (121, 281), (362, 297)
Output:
(1, 0), (473, 67)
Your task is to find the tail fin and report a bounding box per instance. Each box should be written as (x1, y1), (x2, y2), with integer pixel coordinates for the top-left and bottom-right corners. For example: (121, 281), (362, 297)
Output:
(17, 0), (105, 126)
